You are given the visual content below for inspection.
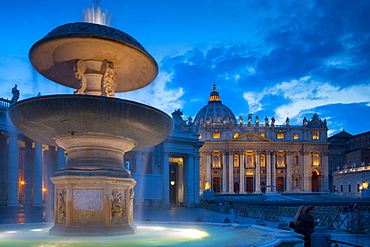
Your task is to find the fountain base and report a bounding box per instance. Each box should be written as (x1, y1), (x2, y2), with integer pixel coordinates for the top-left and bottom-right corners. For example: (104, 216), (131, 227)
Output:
(50, 175), (136, 236)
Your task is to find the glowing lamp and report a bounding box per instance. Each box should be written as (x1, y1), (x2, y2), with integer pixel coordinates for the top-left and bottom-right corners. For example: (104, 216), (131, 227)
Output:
(19, 181), (25, 185)
(362, 182), (369, 189)
(170, 181), (175, 186)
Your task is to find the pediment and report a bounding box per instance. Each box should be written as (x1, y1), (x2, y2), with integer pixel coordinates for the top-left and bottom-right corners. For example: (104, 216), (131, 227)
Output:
(230, 131), (273, 142)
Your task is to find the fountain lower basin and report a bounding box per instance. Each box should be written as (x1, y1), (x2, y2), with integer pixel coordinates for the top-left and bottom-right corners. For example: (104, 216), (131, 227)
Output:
(0, 222), (294, 247)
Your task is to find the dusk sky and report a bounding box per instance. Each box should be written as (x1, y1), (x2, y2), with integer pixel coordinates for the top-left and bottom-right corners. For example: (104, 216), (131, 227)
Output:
(1, 0), (369, 137)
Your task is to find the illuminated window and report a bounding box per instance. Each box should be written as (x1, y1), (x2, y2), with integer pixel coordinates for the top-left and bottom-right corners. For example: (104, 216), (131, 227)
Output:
(233, 133), (239, 138)
(277, 170), (284, 173)
(313, 152), (320, 166)
(212, 152), (222, 168)
(213, 133), (221, 139)
(260, 155), (266, 166)
(233, 155), (239, 167)
(213, 170), (220, 173)
(277, 133), (285, 139)
(260, 170), (265, 174)
(294, 134), (299, 139)
(312, 131), (319, 140)
(234, 169), (239, 173)
(260, 133), (265, 137)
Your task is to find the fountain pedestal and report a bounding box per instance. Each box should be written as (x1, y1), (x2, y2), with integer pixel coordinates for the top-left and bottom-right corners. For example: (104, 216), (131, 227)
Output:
(50, 176), (136, 236)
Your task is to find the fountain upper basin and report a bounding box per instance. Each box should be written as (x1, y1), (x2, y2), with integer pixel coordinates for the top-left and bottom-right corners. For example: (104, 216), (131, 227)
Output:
(8, 94), (174, 151)
(29, 22), (158, 92)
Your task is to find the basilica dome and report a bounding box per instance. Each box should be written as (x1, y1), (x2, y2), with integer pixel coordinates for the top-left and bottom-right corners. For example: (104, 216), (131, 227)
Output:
(194, 85), (237, 125)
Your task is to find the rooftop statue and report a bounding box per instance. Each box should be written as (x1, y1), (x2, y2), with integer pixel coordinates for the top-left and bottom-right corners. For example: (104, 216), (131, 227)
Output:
(10, 85), (20, 104)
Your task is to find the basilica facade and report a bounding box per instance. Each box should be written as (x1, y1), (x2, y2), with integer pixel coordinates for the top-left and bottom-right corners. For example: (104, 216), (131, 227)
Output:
(195, 85), (330, 195)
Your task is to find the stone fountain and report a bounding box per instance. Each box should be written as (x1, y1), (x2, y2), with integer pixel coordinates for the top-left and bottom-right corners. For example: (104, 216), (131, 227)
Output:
(8, 17), (173, 236)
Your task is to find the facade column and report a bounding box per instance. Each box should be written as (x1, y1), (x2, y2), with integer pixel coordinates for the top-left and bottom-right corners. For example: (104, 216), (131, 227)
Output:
(33, 141), (44, 206)
(303, 151), (310, 191)
(206, 151), (212, 188)
(162, 152), (170, 204)
(222, 151), (227, 193)
(239, 151), (245, 194)
(271, 151), (276, 192)
(194, 153), (201, 203)
(255, 151), (261, 194)
(322, 151), (329, 192)
(228, 151), (234, 193)
(24, 141), (33, 205)
(7, 132), (20, 206)
(266, 151), (271, 192)
(286, 151), (293, 192)
(0, 134), (8, 203)
(135, 151), (143, 174)
(186, 154), (194, 206)
(57, 147), (65, 171)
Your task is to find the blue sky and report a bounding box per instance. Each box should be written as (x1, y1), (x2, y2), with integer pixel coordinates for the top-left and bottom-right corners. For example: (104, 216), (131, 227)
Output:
(1, 0), (370, 137)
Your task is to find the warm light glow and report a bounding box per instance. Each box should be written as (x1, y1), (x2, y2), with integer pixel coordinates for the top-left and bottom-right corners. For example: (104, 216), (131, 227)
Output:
(233, 133), (239, 138)
(277, 133), (284, 139)
(180, 229), (209, 238)
(19, 181), (25, 185)
(170, 181), (175, 186)
(213, 133), (220, 139)
(42, 188), (47, 192)
(363, 182), (369, 189)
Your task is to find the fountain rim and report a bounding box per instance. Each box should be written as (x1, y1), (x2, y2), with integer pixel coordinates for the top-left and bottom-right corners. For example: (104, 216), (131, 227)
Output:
(9, 94), (172, 117)
(29, 22), (157, 66)
(8, 94), (174, 149)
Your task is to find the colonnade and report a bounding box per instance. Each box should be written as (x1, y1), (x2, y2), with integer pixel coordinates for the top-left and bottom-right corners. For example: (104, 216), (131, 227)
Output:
(0, 131), (65, 207)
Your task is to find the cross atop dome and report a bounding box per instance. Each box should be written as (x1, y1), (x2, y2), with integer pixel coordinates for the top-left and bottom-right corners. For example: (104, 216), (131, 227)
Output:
(209, 83), (221, 102)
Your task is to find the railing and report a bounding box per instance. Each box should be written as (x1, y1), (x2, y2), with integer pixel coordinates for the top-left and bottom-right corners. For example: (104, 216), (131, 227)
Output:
(0, 98), (11, 108)
(199, 203), (370, 233)
(326, 238), (363, 247)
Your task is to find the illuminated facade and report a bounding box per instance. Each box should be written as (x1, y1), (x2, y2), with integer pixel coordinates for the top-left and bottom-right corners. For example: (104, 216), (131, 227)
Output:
(329, 130), (370, 198)
(195, 85), (330, 194)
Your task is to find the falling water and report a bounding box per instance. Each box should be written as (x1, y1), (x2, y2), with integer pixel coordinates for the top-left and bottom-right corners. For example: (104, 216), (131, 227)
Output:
(82, 1), (112, 26)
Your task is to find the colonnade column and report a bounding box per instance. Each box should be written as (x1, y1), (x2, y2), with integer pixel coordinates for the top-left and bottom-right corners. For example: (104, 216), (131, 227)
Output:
(255, 151), (261, 194)
(136, 151), (143, 174)
(322, 151), (329, 192)
(286, 151), (293, 192)
(0, 135), (7, 203)
(228, 151), (234, 194)
(222, 151), (227, 193)
(266, 151), (271, 193)
(24, 141), (33, 205)
(194, 153), (201, 203)
(271, 151), (276, 192)
(186, 154), (194, 206)
(57, 147), (65, 171)
(7, 132), (20, 206)
(33, 141), (44, 206)
(162, 152), (170, 204)
(239, 151), (245, 194)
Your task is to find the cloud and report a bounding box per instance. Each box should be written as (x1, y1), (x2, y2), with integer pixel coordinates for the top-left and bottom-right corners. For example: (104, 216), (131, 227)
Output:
(118, 72), (185, 115)
(242, 76), (370, 125)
